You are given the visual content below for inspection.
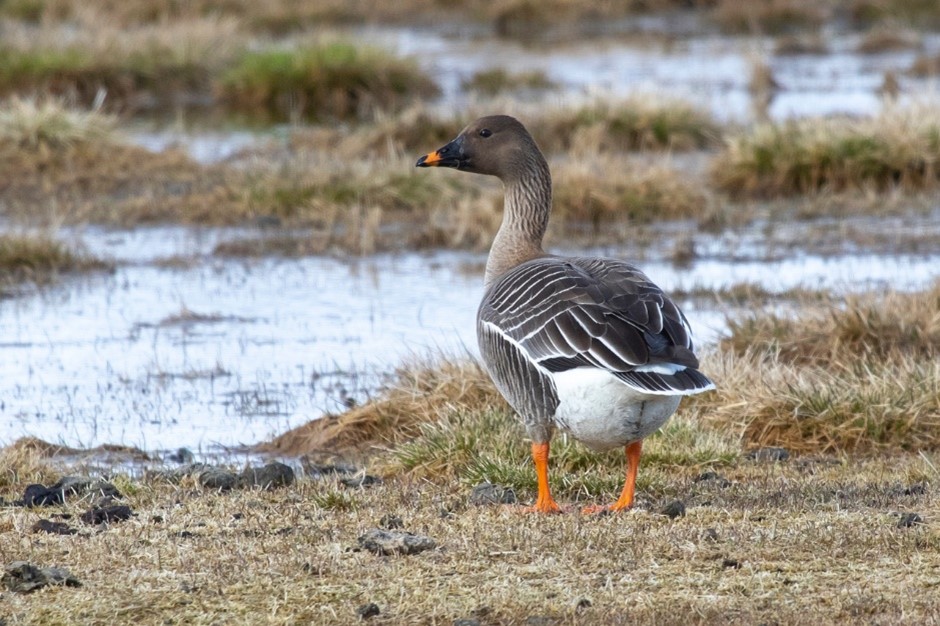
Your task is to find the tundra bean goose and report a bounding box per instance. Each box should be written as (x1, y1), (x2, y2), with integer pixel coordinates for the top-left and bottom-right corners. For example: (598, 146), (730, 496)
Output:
(416, 115), (714, 513)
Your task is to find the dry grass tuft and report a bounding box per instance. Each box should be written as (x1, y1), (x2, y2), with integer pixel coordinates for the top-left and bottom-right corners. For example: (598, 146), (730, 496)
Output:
(0, 232), (110, 287)
(461, 68), (556, 95)
(686, 282), (940, 454)
(909, 51), (940, 76)
(532, 97), (721, 153)
(260, 358), (505, 456)
(552, 157), (709, 226)
(0, 96), (115, 147)
(712, 0), (828, 35)
(721, 282), (940, 365)
(711, 101), (940, 197)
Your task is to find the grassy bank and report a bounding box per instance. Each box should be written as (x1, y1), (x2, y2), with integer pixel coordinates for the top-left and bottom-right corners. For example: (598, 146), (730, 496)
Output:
(0, 21), (437, 119)
(0, 233), (111, 292)
(711, 101), (940, 197)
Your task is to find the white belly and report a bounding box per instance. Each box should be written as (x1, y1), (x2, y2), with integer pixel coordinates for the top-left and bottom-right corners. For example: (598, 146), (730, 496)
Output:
(551, 368), (681, 451)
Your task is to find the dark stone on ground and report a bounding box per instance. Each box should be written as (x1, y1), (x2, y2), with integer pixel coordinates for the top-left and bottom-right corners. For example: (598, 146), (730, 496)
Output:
(20, 484), (62, 507)
(747, 447), (790, 462)
(358, 528), (436, 556)
(469, 482), (517, 506)
(197, 467), (238, 491)
(3, 562), (81, 593)
(166, 447), (195, 464)
(704, 528), (719, 542)
(301, 453), (358, 478)
(357, 602), (380, 619)
(721, 558), (741, 569)
(661, 500), (686, 519)
(575, 598), (592, 612)
(454, 620), (481, 626)
(695, 471), (731, 487)
(146, 463), (209, 483)
(240, 462), (295, 490)
(81, 504), (134, 525)
(904, 483), (927, 496)
(32, 519), (77, 535)
(898, 513), (924, 528)
(379, 514), (404, 530)
(341, 474), (382, 488)
(17, 477), (122, 507)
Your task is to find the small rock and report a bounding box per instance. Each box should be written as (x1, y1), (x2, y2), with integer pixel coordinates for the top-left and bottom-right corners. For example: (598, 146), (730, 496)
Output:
(575, 598), (592, 613)
(357, 602), (380, 620)
(898, 513), (924, 528)
(146, 463), (209, 484)
(240, 462), (295, 490)
(197, 468), (238, 491)
(903, 483), (927, 496)
(3, 562), (81, 593)
(31, 519), (77, 536)
(20, 484), (62, 507)
(704, 528), (719, 542)
(81, 504), (134, 525)
(747, 447), (790, 463)
(301, 453), (357, 478)
(379, 514), (404, 530)
(469, 482), (517, 506)
(341, 475), (382, 489)
(661, 500), (686, 519)
(167, 448), (195, 464)
(721, 558), (741, 569)
(358, 528), (436, 556)
(454, 620), (481, 626)
(695, 471), (731, 487)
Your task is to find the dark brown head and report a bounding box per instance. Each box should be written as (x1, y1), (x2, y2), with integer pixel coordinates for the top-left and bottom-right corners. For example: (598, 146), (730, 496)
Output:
(416, 115), (543, 181)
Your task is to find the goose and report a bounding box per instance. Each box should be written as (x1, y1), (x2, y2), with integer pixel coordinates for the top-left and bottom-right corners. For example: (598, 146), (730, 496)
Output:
(416, 115), (715, 513)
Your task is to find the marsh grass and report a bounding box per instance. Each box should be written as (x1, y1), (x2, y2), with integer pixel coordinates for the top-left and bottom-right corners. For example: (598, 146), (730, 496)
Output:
(461, 68), (557, 95)
(685, 282), (940, 453)
(217, 43), (439, 121)
(0, 232), (110, 288)
(0, 96), (115, 147)
(909, 52), (940, 76)
(712, 0), (827, 34)
(552, 158), (709, 225)
(532, 97), (721, 153)
(0, 17), (240, 109)
(711, 102), (940, 197)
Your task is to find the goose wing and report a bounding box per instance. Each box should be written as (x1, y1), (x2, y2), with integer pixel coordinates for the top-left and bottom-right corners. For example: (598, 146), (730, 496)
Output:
(478, 256), (714, 395)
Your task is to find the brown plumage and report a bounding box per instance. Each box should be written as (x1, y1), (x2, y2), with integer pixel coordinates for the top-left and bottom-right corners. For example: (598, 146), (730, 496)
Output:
(417, 115), (714, 513)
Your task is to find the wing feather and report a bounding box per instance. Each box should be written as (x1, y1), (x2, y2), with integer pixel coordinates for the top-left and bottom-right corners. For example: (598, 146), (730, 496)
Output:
(478, 256), (714, 395)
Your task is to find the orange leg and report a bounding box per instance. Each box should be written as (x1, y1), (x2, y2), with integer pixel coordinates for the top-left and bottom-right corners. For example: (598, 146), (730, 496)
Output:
(523, 442), (563, 514)
(583, 441), (643, 514)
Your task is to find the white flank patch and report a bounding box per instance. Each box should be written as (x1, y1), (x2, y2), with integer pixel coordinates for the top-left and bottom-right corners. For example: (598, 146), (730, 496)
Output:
(634, 362), (687, 375)
(551, 367), (681, 450)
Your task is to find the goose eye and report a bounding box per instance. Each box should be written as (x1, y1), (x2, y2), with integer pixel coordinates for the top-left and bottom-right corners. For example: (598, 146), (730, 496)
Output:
(479, 128), (492, 138)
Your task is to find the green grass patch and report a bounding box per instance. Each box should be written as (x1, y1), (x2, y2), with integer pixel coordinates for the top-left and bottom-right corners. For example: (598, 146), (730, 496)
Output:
(217, 43), (439, 121)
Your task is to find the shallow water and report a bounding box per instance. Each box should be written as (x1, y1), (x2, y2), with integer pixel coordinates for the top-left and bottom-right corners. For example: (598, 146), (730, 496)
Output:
(2, 225), (938, 456)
